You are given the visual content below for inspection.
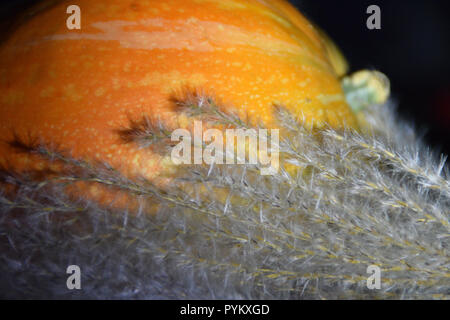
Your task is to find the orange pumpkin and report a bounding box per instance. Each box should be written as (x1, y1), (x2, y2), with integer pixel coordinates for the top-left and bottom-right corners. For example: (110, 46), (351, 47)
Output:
(0, 0), (356, 194)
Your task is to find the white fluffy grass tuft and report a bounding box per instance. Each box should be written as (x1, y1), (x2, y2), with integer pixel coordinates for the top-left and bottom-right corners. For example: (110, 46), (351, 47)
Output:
(0, 96), (449, 299)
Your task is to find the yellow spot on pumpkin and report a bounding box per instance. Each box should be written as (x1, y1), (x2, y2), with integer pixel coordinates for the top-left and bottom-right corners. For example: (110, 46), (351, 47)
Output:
(89, 185), (100, 197)
(133, 154), (141, 166)
(95, 87), (105, 97)
(40, 86), (55, 98)
(63, 84), (83, 102)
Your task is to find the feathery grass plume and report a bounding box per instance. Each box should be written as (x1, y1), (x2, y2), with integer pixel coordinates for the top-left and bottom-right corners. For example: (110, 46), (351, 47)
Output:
(0, 92), (449, 299)
(116, 115), (177, 154)
(170, 86), (251, 128)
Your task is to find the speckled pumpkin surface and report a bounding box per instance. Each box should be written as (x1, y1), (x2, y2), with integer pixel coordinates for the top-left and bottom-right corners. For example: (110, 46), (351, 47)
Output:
(0, 0), (356, 181)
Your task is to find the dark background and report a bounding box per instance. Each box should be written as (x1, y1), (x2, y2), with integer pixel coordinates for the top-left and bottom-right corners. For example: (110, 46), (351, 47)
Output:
(1, 0), (449, 155)
(297, 0), (450, 155)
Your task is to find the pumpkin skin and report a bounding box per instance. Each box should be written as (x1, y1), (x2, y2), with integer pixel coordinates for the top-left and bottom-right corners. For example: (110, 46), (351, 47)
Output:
(0, 0), (356, 185)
